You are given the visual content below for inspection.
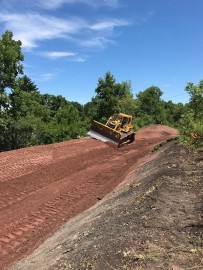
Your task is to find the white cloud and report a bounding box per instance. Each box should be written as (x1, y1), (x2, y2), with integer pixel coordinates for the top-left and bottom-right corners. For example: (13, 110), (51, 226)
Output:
(43, 51), (76, 59)
(0, 12), (86, 49)
(72, 56), (86, 62)
(35, 0), (119, 10)
(81, 37), (114, 48)
(38, 73), (55, 82)
(42, 51), (87, 62)
(90, 19), (129, 31)
(0, 12), (130, 50)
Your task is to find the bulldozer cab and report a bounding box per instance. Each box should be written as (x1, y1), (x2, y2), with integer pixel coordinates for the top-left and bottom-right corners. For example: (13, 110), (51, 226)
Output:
(106, 113), (133, 133)
(106, 114), (122, 130)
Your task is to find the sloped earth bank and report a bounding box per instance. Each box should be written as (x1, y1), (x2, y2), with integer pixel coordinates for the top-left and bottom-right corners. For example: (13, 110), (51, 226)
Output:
(10, 140), (203, 270)
(0, 125), (178, 270)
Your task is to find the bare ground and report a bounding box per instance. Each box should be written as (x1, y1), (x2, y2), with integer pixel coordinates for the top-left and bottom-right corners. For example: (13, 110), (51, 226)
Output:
(10, 141), (203, 270)
(0, 125), (202, 269)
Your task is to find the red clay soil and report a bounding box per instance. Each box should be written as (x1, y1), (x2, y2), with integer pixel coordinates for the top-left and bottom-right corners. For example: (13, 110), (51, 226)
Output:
(0, 125), (177, 270)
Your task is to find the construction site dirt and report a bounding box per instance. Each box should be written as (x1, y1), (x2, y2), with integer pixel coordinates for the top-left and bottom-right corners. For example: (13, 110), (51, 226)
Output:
(0, 125), (178, 270)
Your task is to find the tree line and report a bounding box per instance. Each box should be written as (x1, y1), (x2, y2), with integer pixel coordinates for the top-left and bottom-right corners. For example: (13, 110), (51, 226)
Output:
(0, 30), (203, 152)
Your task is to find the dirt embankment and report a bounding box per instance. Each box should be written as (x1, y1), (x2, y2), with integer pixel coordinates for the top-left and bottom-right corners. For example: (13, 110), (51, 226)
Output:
(0, 125), (177, 270)
(11, 140), (203, 270)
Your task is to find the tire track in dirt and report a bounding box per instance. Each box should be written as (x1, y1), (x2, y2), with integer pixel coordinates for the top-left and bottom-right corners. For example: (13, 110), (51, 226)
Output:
(0, 142), (129, 268)
(0, 142), (108, 210)
(0, 125), (178, 270)
(0, 139), (105, 183)
(0, 166), (120, 266)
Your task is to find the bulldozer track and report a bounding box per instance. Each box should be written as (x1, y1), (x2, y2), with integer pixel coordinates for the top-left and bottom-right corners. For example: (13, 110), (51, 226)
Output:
(0, 125), (178, 270)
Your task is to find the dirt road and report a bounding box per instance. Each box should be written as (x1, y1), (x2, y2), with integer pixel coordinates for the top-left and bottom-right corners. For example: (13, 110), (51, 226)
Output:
(0, 125), (177, 270)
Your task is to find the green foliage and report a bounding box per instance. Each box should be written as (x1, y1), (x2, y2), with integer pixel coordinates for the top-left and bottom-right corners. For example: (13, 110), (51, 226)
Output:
(0, 114), (12, 151)
(163, 101), (186, 126)
(84, 100), (98, 121)
(85, 72), (135, 123)
(14, 75), (38, 93)
(192, 122), (203, 148)
(117, 82), (137, 116)
(185, 80), (203, 120)
(41, 94), (67, 117)
(70, 101), (86, 119)
(0, 30), (23, 110)
(177, 79), (203, 148)
(53, 103), (88, 141)
(135, 86), (167, 127)
(10, 88), (43, 119)
(178, 112), (203, 148)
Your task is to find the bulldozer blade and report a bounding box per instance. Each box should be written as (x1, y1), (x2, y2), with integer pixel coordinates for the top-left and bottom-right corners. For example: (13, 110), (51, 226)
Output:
(87, 120), (121, 145)
(87, 130), (118, 144)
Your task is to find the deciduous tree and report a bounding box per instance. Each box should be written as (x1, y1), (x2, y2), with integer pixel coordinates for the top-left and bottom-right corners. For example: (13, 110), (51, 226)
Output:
(185, 79), (203, 119)
(0, 30), (24, 110)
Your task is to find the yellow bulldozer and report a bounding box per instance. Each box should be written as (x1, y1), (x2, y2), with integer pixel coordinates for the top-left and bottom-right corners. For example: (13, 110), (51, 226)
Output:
(87, 113), (135, 147)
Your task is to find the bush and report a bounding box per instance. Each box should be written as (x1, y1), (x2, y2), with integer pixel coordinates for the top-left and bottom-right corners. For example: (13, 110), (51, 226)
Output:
(178, 114), (203, 148)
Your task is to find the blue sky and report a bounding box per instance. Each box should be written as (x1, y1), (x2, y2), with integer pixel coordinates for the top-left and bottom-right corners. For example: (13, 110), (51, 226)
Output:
(0, 0), (202, 104)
